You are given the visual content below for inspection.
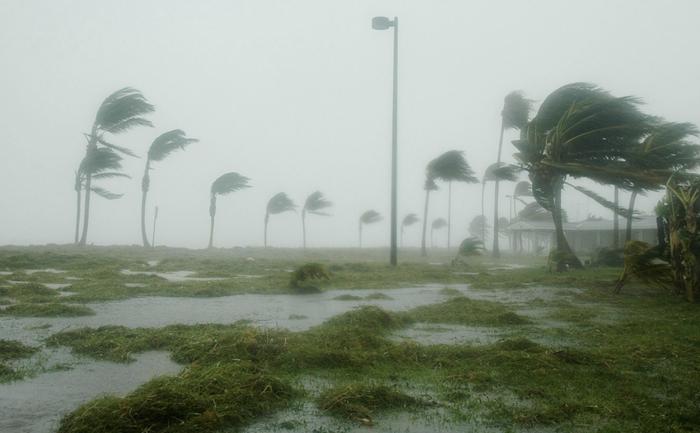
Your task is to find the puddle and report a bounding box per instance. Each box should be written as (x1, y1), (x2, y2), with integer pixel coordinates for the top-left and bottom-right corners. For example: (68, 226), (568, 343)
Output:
(0, 351), (181, 433)
(121, 269), (226, 282)
(24, 269), (66, 275)
(486, 264), (530, 271)
(392, 323), (501, 346)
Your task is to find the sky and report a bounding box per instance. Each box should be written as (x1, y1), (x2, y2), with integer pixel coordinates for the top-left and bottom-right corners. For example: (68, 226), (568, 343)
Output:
(1, 0), (699, 249)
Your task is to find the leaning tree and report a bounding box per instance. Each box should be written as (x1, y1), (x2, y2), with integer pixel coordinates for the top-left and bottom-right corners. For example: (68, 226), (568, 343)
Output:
(481, 162), (519, 253)
(140, 130), (198, 247)
(420, 176), (439, 256)
(359, 210), (382, 248)
(208, 172), (251, 248)
(400, 213), (420, 246)
(76, 88), (154, 246)
(301, 191), (333, 248)
(264, 192), (296, 248)
(430, 218), (447, 248)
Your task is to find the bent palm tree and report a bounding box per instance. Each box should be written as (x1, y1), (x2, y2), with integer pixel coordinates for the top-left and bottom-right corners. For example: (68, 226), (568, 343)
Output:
(400, 213), (420, 246)
(77, 87), (154, 246)
(430, 218), (447, 248)
(265, 192), (296, 247)
(208, 172), (251, 248)
(420, 176), (439, 257)
(301, 191), (332, 248)
(359, 210), (382, 248)
(428, 150), (478, 249)
(140, 130), (198, 247)
(482, 162), (519, 251)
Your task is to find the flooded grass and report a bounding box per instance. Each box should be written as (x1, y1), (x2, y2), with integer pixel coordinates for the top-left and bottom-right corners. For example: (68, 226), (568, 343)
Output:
(1, 303), (95, 318)
(0, 339), (38, 382)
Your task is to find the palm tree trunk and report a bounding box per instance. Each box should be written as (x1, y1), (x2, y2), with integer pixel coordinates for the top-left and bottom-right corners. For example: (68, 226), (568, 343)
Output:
(78, 173), (92, 246)
(152, 206), (158, 247)
(551, 182), (582, 271)
(493, 179), (501, 258)
(613, 186), (619, 248)
(302, 210), (307, 249)
(420, 190), (430, 256)
(264, 213), (269, 248)
(208, 195), (216, 248)
(140, 162), (151, 247)
(625, 191), (638, 243)
(74, 183), (82, 245)
(447, 181), (452, 250)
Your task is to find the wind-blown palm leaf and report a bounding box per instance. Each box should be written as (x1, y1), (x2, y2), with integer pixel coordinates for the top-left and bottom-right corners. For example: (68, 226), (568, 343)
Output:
(148, 130), (198, 162)
(628, 122), (700, 174)
(267, 192), (297, 215)
(94, 87), (155, 134)
(615, 241), (673, 292)
(96, 137), (139, 158)
(402, 213), (420, 227)
(360, 210), (382, 225)
(483, 162), (519, 182)
(424, 177), (438, 191)
(79, 147), (124, 175)
(428, 151), (478, 183)
(566, 183), (638, 219)
(457, 237), (484, 257)
(92, 172), (131, 180)
(513, 181), (532, 198)
(90, 186), (123, 200)
(211, 172), (251, 196)
(502, 91), (533, 130)
(469, 215), (490, 239)
(517, 202), (568, 222)
(431, 218), (447, 230)
(304, 191), (333, 216)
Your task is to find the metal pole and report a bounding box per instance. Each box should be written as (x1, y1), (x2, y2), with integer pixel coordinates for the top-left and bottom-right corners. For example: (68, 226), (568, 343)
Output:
(389, 16), (399, 266)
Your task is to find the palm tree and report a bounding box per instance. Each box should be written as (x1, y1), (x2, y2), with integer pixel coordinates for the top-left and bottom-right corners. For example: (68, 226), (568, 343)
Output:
(512, 181), (532, 213)
(513, 82), (660, 270)
(400, 213), (420, 246)
(74, 147), (131, 243)
(77, 88), (154, 246)
(301, 191), (332, 248)
(208, 172), (251, 248)
(430, 218), (447, 248)
(491, 92), (532, 257)
(264, 192), (296, 247)
(427, 150), (478, 249)
(359, 210), (382, 248)
(469, 215), (490, 241)
(420, 176), (438, 257)
(482, 162), (519, 252)
(140, 130), (198, 247)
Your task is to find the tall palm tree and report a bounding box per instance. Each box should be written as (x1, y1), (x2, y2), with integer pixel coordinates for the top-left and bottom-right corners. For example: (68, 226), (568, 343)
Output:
(400, 213), (420, 246)
(140, 130), (198, 247)
(359, 210), (382, 248)
(74, 147), (131, 243)
(482, 162), (518, 252)
(430, 218), (447, 248)
(420, 176), (438, 257)
(301, 191), (333, 249)
(427, 150), (478, 249)
(513, 82), (659, 270)
(208, 172), (251, 248)
(492, 92), (532, 257)
(77, 88), (155, 246)
(264, 192), (296, 247)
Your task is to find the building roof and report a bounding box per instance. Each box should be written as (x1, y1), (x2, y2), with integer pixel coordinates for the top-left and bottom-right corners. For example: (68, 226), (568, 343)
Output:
(507, 214), (657, 232)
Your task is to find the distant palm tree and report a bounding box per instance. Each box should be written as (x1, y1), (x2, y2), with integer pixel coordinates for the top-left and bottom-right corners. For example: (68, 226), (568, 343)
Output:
(469, 215), (490, 241)
(427, 150), (478, 249)
(264, 192), (296, 247)
(420, 176), (438, 257)
(512, 181), (532, 214)
(430, 218), (447, 248)
(208, 172), (251, 248)
(74, 147), (131, 243)
(481, 162), (518, 251)
(491, 92), (532, 257)
(400, 213), (420, 246)
(301, 191), (333, 248)
(140, 130), (198, 247)
(77, 88), (154, 246)
(359, 210), (382, 248)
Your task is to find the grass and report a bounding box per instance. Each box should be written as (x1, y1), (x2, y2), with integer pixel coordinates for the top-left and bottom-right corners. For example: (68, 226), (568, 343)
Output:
(0, 302), (94, 317)
(0, 339), (38, 382)
(317, 383), (427, 424)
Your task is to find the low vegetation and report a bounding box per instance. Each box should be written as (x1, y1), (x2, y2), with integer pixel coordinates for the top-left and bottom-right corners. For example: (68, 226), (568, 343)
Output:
(0, 339), (38, 382)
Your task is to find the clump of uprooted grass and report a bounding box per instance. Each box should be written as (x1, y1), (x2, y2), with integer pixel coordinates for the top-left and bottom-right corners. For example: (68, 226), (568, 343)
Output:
(0, 302), (94, 317)
(0, 339), (38, 382)
(57, 363), (295, 433)
(403, 296), (530, 326)
(318, 383), (427, 425)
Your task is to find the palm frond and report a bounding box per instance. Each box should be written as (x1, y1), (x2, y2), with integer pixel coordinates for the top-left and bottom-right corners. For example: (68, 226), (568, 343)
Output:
(92, 172), (131, 180)
(304, 191), (333, 215)
(148, 129), (198, 162)
(402, 213), (420, 227)
(517, 202), (567, 222)
(360, 210), (382, 225)
(483, 162), (519, 182)
(513, 180), (532, 197)
(566, 183), (637, 219)
(211, 172), (251, 196)
(457, 237), (484, 257)
(424, 176), (439, 191)
(90, 186), (123, 200)
(94, 87), (155, 134)
(502, 91), (532, 130)
(79, 147), (124, 175)
(97, 137), (139, 158)
(431, 218), (447, 230)
(428, 150), (478, 183)
(267, 192), (297, 215)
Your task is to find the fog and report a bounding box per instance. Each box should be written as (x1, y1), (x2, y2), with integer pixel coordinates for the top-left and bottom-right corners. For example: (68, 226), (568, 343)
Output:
(1, 0), (699, 248)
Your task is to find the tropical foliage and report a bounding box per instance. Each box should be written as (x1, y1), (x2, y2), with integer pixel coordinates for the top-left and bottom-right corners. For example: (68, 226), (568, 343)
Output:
(301, 191), (333, 248)
(358, 210), (382, 248)
(481, 162), (518, 245)
(208, 172), (251, 248)
(400, 213), (420, 246)
(430, 217), (447, 248)
(264, 192), (296, 247)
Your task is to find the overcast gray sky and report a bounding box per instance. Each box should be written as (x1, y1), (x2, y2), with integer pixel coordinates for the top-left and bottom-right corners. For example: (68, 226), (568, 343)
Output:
(1, 0), (699, 248)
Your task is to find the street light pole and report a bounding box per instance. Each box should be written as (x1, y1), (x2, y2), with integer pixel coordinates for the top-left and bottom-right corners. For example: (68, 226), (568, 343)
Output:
(373, 16), (399, 266)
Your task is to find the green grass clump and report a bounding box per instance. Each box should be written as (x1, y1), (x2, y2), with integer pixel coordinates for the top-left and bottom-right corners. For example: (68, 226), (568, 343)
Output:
(1, 303), (94, 317)
(0, 282), (58, 303)
(404, 296), (530, 326)
(289, 263), (330, 293)
(57, 363), (295, 433)
(364, 292), (392, 300)
(0, 339), (38, 383)
(332, 294), (363, 301)
(318, 383), (425, 424)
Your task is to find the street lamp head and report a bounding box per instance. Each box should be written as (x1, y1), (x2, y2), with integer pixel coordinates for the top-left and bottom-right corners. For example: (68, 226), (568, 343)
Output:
(372, 16), (394, 30)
